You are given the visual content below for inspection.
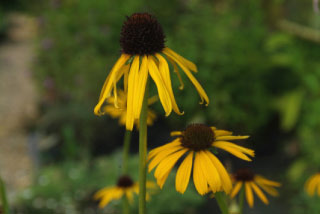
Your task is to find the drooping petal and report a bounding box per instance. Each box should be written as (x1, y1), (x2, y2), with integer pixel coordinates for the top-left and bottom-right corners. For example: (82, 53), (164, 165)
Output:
(175, 151), (194, 194)
(251, 182), (269, 204)
(148, 145), (184, 172)
(154, 149), (188, 182)
(230, 182), (243, 198)
(213, 129), (233, 136)
(156, 54), (183, 115)
(215, 135), (250, 141)
(164, 47), (198, 73)
(167, 57), (184, 90)
(147, 138), (181, 161)
(99, 188), (124, 208)
(94, 54), (130, 115)
(245, 182), (254, 207)
(258, 183), (279, 197)
(163, 49), (209, 106)
(170, 131), (183, 136)
(205, 151), (232, 194)
(126, 56), (140, 130)
(213, 141), (254, 161)
(134, 55), (149, 119)
(255, 175), (281, 187)
(193, 152), (209, 195)
(197, 151), (221, 192)
(148, 57), (172, 116)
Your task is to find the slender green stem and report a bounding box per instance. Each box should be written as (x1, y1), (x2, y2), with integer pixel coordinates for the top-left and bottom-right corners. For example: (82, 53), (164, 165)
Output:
(238, 186), (245, 214)
(215, 192), (229, 214)
(0, 176), (9, 214)
(122, 130), (132, 214)
(122, 130), (132, 174)
(138, 81), (148, 214)
(122, 196), (130, 214)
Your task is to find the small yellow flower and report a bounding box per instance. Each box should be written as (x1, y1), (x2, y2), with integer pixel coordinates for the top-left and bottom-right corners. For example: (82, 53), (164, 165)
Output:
(94, 13), (209, 130)
(147, 124), (254, 195)
(94, 175), (156, 208)
(230, 168), (281, 208)
(305, 173), (320, 197)
(103, 90), (157, 127)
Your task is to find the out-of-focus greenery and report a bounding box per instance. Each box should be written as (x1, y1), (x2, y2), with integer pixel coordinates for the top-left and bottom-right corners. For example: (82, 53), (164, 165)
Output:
(16, 151), (203, 214)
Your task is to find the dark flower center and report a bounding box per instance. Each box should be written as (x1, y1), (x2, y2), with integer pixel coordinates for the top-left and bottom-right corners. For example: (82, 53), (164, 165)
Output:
(181, 124), (215, 151)
(117, 175), (134, 188)
(120, 13), (165, 55)
(234, 168), (255, 181)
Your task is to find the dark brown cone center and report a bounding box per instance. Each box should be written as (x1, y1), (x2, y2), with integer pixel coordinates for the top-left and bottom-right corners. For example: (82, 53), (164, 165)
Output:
(181, 124), (215, 151)
(117, 175), (134, 188)
(120, 13), (165, 55)
(234, 168), (255, 181)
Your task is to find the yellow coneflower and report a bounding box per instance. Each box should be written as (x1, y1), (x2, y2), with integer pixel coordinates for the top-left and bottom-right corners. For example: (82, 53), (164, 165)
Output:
(94, 175), (156, 208)
(94, 13), (209, 130)
(305, 173), (320, 197)
(104, 90), (157, 127)
(147, 124), (254, 195)
(230, 168), (281, 208)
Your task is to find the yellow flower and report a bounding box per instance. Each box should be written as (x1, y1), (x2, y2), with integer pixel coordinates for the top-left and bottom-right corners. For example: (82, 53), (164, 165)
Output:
(104, 90), (157, 127)
(147, 124), (254, 195)
(94, 13), (209, 130)
(230, 168), (281, 208)
(94, 175), (156, 208)
(305, 173), (320, 197)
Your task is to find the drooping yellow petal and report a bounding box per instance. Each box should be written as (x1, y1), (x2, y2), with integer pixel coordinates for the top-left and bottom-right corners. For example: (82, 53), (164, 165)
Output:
(154, 149), (188, 181)
(155, 54), (183, 115)
(94, 187), (114, 199)
(99, 188), (124, 208)
(215, 141), (255, 157)
(175, 151), (194, 194)
(148, 145), (183, 172)
(147, 139), (181, 161)
(163, 49), (209, 106)
(255, 175), (281, 187)
(251, 182), (269, 205)
(167, 57), (184, 90)
(170, 131), (183, 136)
(245, 182), (254, 208)
(157, 168), (172, 189)
(125, 190), (134, 203)
(164, 47), (198, 73)
(213, 129), (233, 136)
(197, 151), (221, 192)
(231, 182), (243, 198)
(126, 56), (140, 130)
(134, 55), (149, 119)
(205, 151), (232, 194)
(94, 54), (130, 115)
(215, 135), (250, 141)
(213, 141), (254, 161)
(258, 183), (279, 197)
(305, 174), (319, 196)
(148, 57), (172, 116)
(193, 152), (209, 195)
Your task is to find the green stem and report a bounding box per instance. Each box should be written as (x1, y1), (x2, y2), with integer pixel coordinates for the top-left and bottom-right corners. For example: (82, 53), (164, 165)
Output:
(0, 176), (9, 214)
(138, 81), (148, 214)
(122, 130), (132, 174)
(122, 196), (130, 214)
(215, 192), (229, 214)
(238, 186), (245, 214)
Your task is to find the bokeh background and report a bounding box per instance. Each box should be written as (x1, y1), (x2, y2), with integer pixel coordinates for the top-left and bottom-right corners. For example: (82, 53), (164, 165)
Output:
(1, 0), (320, 213)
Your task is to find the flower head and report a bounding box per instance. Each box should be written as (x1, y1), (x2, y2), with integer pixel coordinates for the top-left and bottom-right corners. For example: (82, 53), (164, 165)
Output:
(104, 90), (157, 127)
(94, 175), (156, 208)
(305, 172), (320, 197)
(230, 168), (281, 208)
(147, 124), (254, 195)
(94, 13), (209, 130)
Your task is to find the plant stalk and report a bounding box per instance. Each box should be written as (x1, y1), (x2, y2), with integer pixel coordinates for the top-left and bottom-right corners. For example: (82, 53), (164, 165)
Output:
(0, 176), (9, 214)
(138, 81), (148, 214)
(122, 130), (132, 174)
(239, 186), (245, 214)
(215, 191), (229, 214)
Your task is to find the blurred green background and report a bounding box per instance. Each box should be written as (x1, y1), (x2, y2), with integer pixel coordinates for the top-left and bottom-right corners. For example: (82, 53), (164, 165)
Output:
(1, 0), (320, 213)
